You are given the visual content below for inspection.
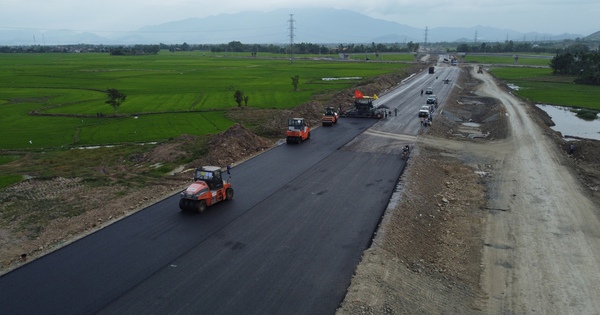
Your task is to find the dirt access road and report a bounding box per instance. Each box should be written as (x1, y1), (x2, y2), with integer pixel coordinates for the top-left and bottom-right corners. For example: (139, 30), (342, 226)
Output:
(478, 69), (600, 313)
(338, 67), (600, 314)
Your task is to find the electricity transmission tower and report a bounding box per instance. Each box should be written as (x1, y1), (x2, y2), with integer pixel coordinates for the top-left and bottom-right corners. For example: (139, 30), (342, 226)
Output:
(288, 14), (295, 63)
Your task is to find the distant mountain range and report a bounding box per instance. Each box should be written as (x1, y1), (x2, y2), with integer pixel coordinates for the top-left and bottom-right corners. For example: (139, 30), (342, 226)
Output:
(0, 8), (588, 46)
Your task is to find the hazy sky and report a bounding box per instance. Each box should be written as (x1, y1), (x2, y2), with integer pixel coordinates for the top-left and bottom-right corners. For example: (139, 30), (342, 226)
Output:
(1, 0), (597, 36)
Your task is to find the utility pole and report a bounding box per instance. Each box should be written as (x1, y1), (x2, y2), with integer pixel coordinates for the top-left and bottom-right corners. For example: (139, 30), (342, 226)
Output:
(288, 14), (295, 63)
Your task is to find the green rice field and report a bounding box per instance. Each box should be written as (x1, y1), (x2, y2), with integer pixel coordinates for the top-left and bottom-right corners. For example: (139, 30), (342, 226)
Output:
(0, 51), (411, 149)
(465, 54), (553, 66)
(488, 67), (600, 109)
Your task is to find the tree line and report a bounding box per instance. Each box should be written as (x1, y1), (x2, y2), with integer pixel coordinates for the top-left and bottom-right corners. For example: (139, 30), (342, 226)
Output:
(0, 41), (421, 55)
(454, 39), (598, 54)
(1, 38), (597, 57)
(550, 51), (600, 85)
(165, 40), (421, 54)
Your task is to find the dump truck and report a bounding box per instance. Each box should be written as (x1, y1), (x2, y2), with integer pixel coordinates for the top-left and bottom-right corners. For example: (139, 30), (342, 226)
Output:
(179, 166), (233, 213)
(322, 106), (339, 126)
(286, 118), (311, 144)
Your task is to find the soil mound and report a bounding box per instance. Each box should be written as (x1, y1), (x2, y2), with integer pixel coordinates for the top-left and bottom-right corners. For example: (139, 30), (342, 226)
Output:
(188, 124), (275, 168)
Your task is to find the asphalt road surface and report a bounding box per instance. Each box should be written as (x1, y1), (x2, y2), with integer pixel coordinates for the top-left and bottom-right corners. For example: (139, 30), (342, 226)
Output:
(0, 63), (459, 315)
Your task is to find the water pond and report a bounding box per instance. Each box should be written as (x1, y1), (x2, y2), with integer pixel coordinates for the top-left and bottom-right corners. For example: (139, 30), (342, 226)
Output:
(536, 104), (600, 141)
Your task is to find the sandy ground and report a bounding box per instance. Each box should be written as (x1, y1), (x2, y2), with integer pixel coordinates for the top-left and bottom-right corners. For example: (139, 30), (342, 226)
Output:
(337, 67), (600, 314)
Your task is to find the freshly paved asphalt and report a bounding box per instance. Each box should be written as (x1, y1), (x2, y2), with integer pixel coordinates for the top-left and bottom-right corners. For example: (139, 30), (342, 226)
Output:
(0, 63), (459, 315)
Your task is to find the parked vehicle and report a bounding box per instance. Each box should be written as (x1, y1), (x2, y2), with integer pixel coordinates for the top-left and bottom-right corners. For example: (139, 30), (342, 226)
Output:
(426, 95), (438, 105)
(419, 106), (431, 117)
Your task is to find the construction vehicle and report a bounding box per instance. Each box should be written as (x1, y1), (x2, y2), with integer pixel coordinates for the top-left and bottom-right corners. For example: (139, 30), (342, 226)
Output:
(322, 106), (339, 126)
(286, 118), (311, 144)
(341, 97), (381, 118)
(179, 166), (233, 213)
(341, 96), (382, 119)
(428, 66), (435, 74)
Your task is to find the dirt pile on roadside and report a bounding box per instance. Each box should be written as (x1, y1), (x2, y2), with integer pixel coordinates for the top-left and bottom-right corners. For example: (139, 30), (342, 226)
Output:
(143, 134), (200, 164)
(187, 123), (275, 168)
(427, 67), (508, 140)
(556, 136), (600, 206)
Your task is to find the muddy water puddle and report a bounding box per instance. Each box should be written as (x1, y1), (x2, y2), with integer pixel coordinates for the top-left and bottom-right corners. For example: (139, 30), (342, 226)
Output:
(536, 104), (600, 141)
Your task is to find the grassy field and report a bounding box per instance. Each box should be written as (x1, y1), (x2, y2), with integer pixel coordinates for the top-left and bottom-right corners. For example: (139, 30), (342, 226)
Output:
(465, 54), (553, 66)
(488, 66), (600, 109)
(0, 51), (411, 150)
